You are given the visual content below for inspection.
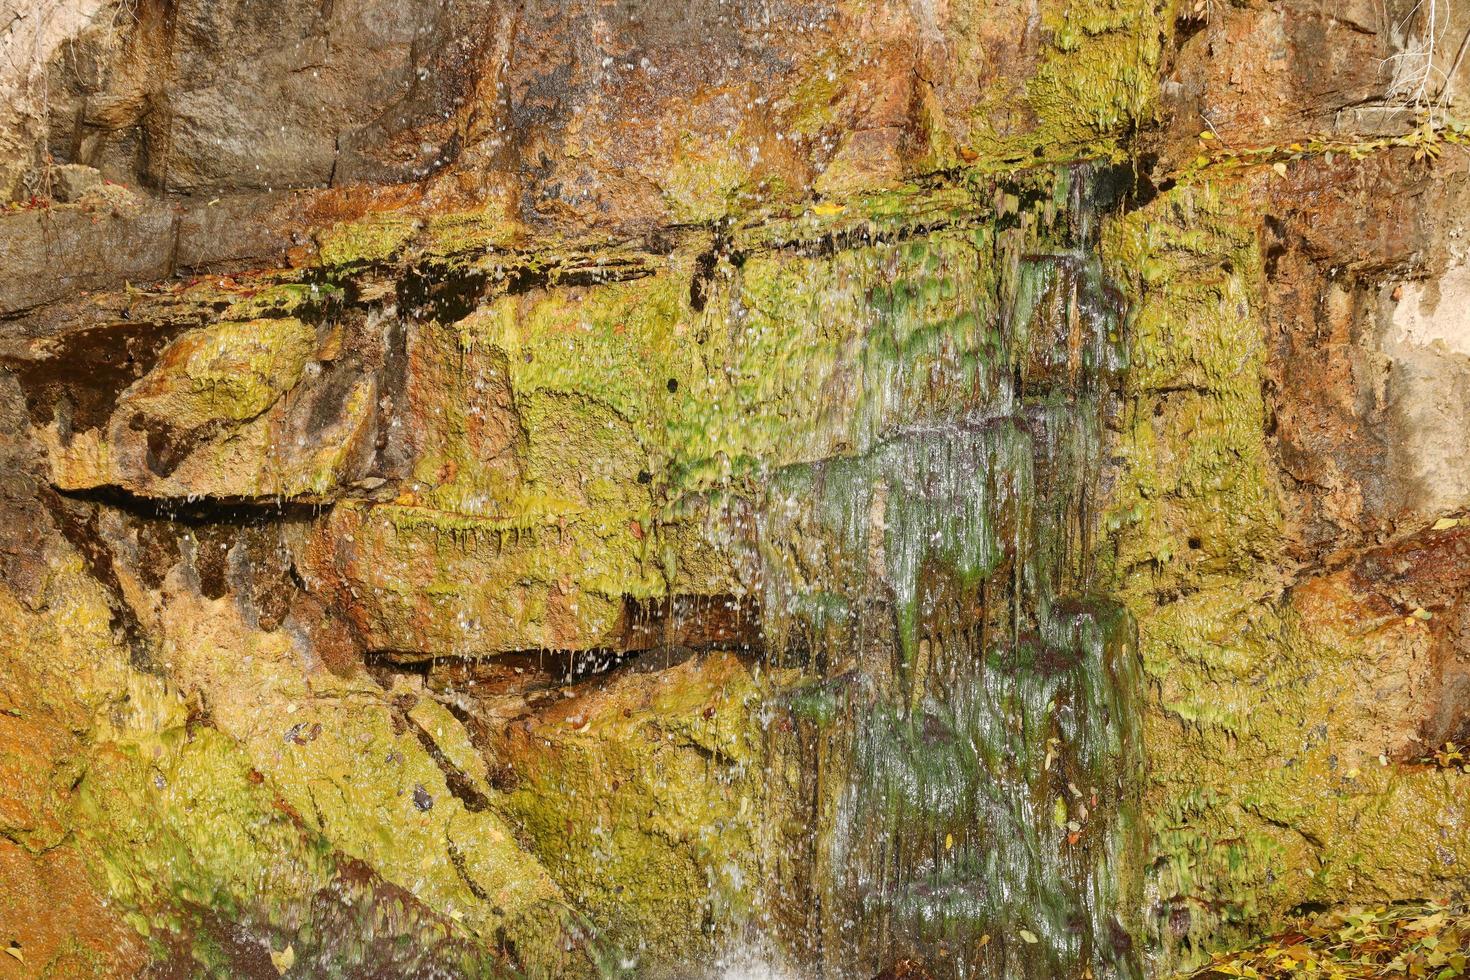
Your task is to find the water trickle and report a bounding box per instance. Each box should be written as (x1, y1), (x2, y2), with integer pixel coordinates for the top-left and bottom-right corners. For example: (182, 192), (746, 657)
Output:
(734, 166), (1142, 979)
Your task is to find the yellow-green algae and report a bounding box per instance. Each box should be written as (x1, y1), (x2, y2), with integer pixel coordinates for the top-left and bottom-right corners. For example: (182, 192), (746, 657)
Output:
(497, 653), (790, 976)
(947, 0), (1166, 164)
(0, 558), (336, 970)
(315, 212), (420, 267)
(149, 583), (571, 954)
(302, 499), (666, 655)
(125, 316), (316, 428)
(221, 281), (342, 321)
(461, 178), (1063, 500)
(0, 541), (574, 976)
(420, 210), (526, 261)
(1100, 178), (1470, 972)
(659, 136), (750, 224)
(310, 173), (1090, 658)
(46, 314), (377, 501)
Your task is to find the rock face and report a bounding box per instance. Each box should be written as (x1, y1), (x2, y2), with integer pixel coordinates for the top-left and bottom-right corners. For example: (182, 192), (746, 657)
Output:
(1102, 166), (1470, 966)
(3, 0), (1470, 978)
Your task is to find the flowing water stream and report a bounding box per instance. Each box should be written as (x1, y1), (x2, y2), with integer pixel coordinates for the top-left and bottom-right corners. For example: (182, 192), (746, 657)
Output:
(702, 164), (1143, 979)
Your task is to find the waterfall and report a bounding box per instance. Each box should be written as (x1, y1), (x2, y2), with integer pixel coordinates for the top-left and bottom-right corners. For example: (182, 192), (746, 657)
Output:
(723, 165), (1143, 979)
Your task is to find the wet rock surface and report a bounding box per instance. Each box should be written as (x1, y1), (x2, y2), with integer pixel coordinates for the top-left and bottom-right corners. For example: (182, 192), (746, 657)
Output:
(3, 0), (1470, 977)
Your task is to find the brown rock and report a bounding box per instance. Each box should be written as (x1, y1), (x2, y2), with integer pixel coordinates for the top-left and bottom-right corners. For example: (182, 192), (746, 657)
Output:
(48, 163), (103, 202)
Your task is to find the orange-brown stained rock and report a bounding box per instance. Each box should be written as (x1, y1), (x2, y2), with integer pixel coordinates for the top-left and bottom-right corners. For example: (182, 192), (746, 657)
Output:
(1251, 148), (1470, 558)
(1340, 524), (1470, 751)
(1146, 0), (1461, 173)
(0, 707), (147, 980)
(0, 841), (149, 980)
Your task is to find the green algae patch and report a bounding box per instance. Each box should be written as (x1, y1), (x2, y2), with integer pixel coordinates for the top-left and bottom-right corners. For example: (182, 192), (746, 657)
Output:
(1101, 181), (1283, 594)
(737, 167), (1140, 975)
(76, 726), (338, 934)
(0, 537), (578, 976)
(221, 281), (342, 321)
(316, 212), (420, 268)
(960, 0), (1165, 163)
(143, 585), (577, 970)
(70, 673), (533, 978)
(1027, 0), (1163, 147)
(400, 175), (1087, 654)
(420, 210), (526, 260)
(46, 313), (377, 502)
(659, 138), (750, 224)
(126, 317), (315, 428)
(496, 653), (785, 973)
(0, 557), (429, 975)
(1100, 179), (1298, 968)
(402, 322), (525, 517)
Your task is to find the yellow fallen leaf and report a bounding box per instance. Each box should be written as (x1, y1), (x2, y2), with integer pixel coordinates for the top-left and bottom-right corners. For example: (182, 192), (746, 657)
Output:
(1434, 517), (1459, 530)
(4, 945), (23, 963)
(270, 944), (295, 975)
(945, 832), (954, 850)
(1408, 912), (1447, 931)
(811, 202), (845, 216)
(1019, 929), (1039, 944)
(1053, 797), (1067, 827)
(1272, 161), (1288, 177)
(1411, 607), (1433, 621)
